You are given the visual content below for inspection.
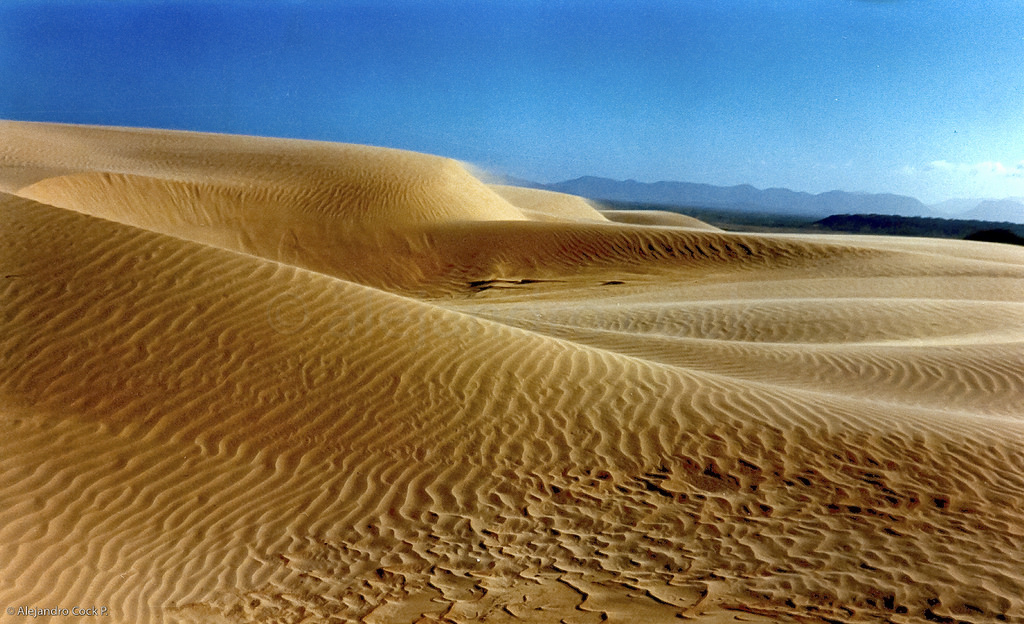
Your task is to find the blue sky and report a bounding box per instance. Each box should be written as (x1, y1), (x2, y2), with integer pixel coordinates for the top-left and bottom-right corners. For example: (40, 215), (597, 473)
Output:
(2, 0), (1024, 203)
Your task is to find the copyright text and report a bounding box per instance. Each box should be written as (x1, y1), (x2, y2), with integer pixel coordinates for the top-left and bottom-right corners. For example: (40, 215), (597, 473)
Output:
(6, 606), (108, 618)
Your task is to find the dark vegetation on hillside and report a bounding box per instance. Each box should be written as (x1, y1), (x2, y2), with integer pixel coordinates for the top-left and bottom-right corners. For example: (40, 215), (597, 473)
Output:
(599, 200), (1024, 245)
(964, 229), (1024, 246)
(813, 214), (1024, 240)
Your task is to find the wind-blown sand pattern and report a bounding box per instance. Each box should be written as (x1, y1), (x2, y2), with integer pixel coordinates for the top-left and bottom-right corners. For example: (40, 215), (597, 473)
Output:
(2, 121), (1023, 624)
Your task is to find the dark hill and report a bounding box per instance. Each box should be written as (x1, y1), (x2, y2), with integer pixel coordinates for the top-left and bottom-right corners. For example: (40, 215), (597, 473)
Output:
(813, 214), (1024, 241)
(542, 177), (931, 219)
(964, 228), (1024, 246)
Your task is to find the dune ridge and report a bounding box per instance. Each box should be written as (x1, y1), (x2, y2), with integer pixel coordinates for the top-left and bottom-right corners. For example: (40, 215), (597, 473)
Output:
(600, 208), (723, 230)
(3, 123), (888, 296)
(2, 121), (1024, 623)
(488, 184), (609, 222)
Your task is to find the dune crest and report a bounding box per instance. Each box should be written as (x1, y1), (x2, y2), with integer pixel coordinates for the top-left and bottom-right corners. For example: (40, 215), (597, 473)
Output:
(600, 208), (723, 230)
(488, 184), (609, 222)
(2, 122), (1024, 623)
(5, 121), (529, 227)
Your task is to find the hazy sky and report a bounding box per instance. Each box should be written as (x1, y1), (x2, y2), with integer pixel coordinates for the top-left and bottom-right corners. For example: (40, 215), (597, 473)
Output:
(3, 0), (1024, 203)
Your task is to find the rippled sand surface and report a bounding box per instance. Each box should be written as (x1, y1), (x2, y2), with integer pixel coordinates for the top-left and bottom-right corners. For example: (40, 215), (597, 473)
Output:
(2, 121), (1023, 623)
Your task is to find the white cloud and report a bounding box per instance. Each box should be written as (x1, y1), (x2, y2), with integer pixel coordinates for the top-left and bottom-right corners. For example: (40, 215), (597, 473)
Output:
(899, 159), (1024, 202)
(926, 160), (1024, 179)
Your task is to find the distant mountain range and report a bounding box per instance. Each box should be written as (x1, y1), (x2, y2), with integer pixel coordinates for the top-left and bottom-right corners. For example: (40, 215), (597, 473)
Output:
(519, 176), (1024, 224)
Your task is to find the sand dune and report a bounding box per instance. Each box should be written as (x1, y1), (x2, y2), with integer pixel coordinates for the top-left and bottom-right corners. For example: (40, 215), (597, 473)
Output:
(2, 121), (1024, 623)
(600, 208), (722, 230)
(488, 184), (608, 222)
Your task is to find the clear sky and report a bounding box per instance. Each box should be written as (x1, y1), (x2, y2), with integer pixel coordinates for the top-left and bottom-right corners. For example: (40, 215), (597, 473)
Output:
(2, 0), (1024, 203)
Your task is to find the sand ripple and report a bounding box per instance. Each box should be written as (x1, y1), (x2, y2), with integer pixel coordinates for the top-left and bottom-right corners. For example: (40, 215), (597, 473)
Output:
(2, 122), (1024, 623)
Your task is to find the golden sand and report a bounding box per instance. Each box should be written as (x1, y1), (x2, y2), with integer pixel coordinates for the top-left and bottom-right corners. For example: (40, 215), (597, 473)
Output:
(2, 121), (1023, 623)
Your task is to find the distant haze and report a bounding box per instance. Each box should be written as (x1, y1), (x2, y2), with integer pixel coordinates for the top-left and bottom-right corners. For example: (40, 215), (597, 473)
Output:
(534, 177), (1024, 224)
(2, 0), (1024, 204)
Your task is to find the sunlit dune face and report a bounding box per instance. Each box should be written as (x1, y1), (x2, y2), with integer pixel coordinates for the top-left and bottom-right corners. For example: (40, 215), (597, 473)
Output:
(2, 122), (1024, 623)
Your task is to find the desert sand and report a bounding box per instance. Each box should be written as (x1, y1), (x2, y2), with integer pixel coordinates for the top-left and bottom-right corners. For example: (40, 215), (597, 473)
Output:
(1, 121), (1023, 623)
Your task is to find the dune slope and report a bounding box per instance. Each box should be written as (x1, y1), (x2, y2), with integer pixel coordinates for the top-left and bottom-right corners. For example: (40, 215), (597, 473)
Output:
(2, 121), (1024, 624)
